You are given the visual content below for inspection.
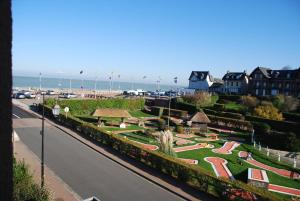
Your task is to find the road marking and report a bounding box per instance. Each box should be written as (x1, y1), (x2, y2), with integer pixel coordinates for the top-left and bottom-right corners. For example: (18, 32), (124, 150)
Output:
(13, 113), (21, 119)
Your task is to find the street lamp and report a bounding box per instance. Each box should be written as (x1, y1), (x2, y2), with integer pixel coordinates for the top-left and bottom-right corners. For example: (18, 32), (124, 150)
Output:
(52, 104), (60, 117)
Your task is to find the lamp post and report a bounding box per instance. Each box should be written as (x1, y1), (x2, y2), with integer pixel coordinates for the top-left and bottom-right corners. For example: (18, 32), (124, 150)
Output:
(167, 91), (172, 130)
(41, 94), (45, 188)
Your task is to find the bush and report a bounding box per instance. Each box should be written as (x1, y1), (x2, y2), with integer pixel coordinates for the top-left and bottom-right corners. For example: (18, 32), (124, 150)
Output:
(241, 95), (258, 109)
(158, 119), (166, 130)
(253, 104), (284, 121)
(174, 99), (198, 114)
(181, 91), (212, 108)
(176, 125), (184, 133)
(150, 106), (164, 116)
(13, 159), (50, 201)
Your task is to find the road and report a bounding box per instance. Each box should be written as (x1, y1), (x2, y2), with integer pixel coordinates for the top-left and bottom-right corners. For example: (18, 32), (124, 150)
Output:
(12, 105), (185, 201)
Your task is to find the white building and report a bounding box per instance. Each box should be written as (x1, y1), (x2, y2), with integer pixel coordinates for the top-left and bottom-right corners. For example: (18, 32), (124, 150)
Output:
(188, 71), (214, 91)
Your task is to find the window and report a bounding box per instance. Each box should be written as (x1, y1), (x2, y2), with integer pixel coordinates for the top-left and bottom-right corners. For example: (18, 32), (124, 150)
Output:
(271, 83), (275, 88)
(236, 82), (239, 86)
(287, 73), (290, 78)
(231, 82), (233, 86)
(286, 83), (290, 88)
(263, 82), (266, 87)
(256, 81), (260, 87)
(279, 83), (282, 88)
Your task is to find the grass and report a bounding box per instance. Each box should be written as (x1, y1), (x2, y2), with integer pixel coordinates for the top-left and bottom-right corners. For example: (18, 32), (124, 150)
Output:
(224, 101), (246, 112)
(119, 132), (158, 145)
(129, 110), (156, 118)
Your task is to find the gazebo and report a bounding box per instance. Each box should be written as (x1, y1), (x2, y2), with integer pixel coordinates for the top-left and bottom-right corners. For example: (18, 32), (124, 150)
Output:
(92, 108), (132, 127)
(188, 111), (211, 133)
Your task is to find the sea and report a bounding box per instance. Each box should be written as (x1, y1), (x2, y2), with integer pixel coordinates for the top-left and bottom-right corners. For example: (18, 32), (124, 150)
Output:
(13, 76), (182, 92)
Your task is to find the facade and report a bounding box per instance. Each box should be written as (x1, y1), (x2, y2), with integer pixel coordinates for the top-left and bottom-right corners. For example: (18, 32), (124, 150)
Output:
(222, 71), (249, 94)
(188, 71), (214, 91)
(209, 78), (224, 93)
(249, 67), (300, 97)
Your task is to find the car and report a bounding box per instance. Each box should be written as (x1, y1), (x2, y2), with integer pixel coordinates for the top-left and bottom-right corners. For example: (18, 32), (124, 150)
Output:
(46, 90), (58, 95)
(23, 91), (36, 99)
(59, 93), (77, 99)
(15, 93), (26, 99)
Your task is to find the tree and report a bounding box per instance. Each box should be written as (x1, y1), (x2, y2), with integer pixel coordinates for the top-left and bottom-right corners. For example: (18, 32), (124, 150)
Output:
(253, 104), (284, 121)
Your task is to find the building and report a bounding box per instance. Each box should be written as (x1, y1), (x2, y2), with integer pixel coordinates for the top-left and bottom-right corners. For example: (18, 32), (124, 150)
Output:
(188, 71), (214, 91)
(209, 78), (224, 94)
(249, 67), (300, 96)
(222, 71), (249, 94)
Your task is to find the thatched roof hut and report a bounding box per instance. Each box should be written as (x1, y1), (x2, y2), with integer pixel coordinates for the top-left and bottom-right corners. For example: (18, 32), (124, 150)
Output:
(92, 109), (132, 118)
(189, 112), (211, 124)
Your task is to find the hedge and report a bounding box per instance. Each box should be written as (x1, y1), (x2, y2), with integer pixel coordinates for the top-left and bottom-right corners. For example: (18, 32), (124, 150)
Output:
(173, 100), (198, 114)
(207, 115), (253, 132)
(218, 95), (242, 102)
(45, 98), (145, 116)
(150, 106), (188, 118)
(203, 109), (244, 120)
(282, 112), (300, 123)
(245, 115), (300, 137)
(39, 104), (287, 201)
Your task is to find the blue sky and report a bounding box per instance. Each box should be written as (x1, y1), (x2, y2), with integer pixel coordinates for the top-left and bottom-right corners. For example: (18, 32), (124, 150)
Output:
(12, 0), (300, 85)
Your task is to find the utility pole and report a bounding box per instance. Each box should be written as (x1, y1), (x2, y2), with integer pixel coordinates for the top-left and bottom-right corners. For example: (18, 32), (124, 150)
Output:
(167, 92), (171, 130)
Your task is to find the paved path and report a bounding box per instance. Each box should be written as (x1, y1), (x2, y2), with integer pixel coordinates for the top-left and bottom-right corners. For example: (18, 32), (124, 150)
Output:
(269, 184), (300, 197)
(204, 157), (234, 180)
(239, 151), (300, 179)
(174, 143), (213, 153)
(212, 141), (239, 154)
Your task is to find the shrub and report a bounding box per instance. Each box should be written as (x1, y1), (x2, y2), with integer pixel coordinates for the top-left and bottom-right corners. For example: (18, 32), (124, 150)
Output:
(158, 119), (166, 130)
(181, 91), (212, 108)
(150, 106), (164, 116)
(13, 159), (50, 201)
(219, 95), (241, 102)
(253, 104), (284, 121)
(204, 109), (244, 120)
(176, 125), (184, 133)
(282, 112), (300, 122)
(241, 95), (258, 109)
(282, 96), (299, 112)
(175, 99), (198, 114)
(207, 115), (253, 131)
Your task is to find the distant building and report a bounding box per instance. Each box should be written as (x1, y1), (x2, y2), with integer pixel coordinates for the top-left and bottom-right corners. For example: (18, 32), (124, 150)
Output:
(188, 71), (214, 91)
(249, 67), (300, 96)
(209, 78), (224, 94)
(222, 71), (249, 94)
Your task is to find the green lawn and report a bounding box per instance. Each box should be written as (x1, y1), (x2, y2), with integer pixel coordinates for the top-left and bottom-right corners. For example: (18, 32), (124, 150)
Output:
(129, 110), (156, 118)
(224, 101), (246, 112)
(119, 132), (158, 145)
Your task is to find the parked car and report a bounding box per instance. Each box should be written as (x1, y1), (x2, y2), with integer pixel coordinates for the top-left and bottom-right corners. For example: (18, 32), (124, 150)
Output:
(59, 93), (77, 99)
(24, 91), (36, 99)
(46, 90), (58, 95)
(14, 92), (26, 99)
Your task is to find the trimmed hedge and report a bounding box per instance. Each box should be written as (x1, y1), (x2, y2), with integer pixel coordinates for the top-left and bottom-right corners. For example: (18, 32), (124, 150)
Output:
(245, 115), (300, 137)
(282, 112), (300, 123)
(173, 100), (198, 114)
(45, 98), (145, 116)
(218, 95), (242, 102)
(203, 109), (244, 120)
(39, 104), (288, 201)
(207, 115), (253, 132)
(150, 106), (188, 118)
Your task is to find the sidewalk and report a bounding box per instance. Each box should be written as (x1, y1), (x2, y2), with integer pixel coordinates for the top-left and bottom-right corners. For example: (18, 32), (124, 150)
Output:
(14, 134), (80, 201)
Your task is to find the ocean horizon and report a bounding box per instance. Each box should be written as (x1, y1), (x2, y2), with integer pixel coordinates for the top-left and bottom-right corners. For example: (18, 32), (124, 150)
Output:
(13, 75), (184, 92)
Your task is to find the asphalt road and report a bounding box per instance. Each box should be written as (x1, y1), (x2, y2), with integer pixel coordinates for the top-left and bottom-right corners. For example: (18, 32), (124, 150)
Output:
(13, 106), (185, 201)
(12, 105), (37, 119)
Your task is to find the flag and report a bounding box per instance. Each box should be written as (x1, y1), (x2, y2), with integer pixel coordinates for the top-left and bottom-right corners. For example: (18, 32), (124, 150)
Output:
(174, 77), (178, 84)
(118, 74), (120, 78)
(142, 76), (147, 79)
(109, 76), (112, 80)
(80, 70), (83, 74)
(39, 72), (42, 76)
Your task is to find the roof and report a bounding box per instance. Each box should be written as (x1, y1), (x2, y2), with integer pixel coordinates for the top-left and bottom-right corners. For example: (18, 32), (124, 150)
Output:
(189, 112), (211, 123)
(250, 66), (300, 80)
(189, 71), (213, 82)
(92, 109), (132, 118)
(222, 71), (248, 81)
